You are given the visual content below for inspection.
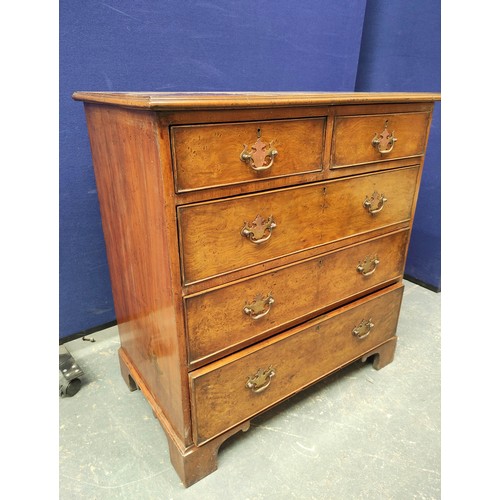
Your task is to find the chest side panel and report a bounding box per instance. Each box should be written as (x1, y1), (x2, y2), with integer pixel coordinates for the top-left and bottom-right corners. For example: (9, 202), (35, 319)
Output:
(84, 104), (191, 444)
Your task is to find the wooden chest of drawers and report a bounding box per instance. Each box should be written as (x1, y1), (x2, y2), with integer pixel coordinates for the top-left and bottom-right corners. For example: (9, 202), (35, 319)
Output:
(73, 91), (440, 486)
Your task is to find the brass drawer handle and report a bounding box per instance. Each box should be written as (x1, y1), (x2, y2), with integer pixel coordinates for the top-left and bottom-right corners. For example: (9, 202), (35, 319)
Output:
(240, 128), (278, 172)
(363, 191), (387, 215)
(372, 120), (397, 154)
(243, 293), (275, 320)
(357, 255), (380, 276)
(352, 319), (374, 340)
(241, 214), (276, 244)
(246, 367), (276, 393)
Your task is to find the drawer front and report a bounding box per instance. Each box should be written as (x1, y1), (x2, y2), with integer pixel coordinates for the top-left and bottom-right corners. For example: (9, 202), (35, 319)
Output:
(171, 118), (326, 192)
(332, 112), (430, 167)
(178, 166), (419, 284)
(185, 230), (409, 367)
(189, 284), (404, 445)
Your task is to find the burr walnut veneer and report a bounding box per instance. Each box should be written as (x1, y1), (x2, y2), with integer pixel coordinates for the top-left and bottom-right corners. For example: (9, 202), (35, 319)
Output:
(73, 91), (440, 486)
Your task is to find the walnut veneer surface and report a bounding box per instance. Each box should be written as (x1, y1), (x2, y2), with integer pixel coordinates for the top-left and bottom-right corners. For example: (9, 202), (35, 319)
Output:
(73, 91), (440, 487)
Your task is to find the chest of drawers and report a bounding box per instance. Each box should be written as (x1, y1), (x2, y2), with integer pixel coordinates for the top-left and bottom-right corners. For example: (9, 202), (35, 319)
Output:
(72, 91), (440, 486)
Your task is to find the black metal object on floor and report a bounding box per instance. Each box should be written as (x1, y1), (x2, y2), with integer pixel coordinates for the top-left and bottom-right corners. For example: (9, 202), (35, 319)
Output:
(59, 345), (84, 397)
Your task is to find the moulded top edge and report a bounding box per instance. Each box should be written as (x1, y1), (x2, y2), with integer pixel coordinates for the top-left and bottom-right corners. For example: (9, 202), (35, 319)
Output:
(72, 91), (441, 110)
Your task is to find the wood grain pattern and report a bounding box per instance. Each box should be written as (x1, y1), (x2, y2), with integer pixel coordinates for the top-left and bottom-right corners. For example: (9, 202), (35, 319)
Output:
(163, 105), (332, 126)
(332, 112), (431, 166)
(181, 220), (412, 296)
(171, 118), (326, 192)
(189, 283), (404, 445)
(178, 166), (419, 284)
(72, 91), (441, 109)
(73, 91), (440, 487)
(83, 104), (191, 444)
(334, 102), (434, 116)
(185, 229), (409, 368)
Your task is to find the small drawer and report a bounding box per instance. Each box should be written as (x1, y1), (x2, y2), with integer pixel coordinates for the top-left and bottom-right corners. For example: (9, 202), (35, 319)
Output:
(185, 229), (409, 368)
(332, 112), (431, 167)
(189, 283), (404, 445)
(171, 118), (326, 192)
(178, 166), (419, 284)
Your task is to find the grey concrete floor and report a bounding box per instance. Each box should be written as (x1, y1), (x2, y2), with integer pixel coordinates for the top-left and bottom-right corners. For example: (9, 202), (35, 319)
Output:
(59, 280), (440, 499)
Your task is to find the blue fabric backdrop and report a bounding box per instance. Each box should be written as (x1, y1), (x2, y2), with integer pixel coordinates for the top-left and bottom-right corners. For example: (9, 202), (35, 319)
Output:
(60, 0), (440, 339)
(59, 0), (368, 338)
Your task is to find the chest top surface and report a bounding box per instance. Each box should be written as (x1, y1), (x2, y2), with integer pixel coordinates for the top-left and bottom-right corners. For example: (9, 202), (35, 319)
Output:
(72, 91), (441, 109)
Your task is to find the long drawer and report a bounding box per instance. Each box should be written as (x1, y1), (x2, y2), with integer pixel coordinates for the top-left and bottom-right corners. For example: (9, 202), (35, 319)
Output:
(178, 166), (419, 284)
(185, 229), (409, 367)
(189, 283), (404, 445)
